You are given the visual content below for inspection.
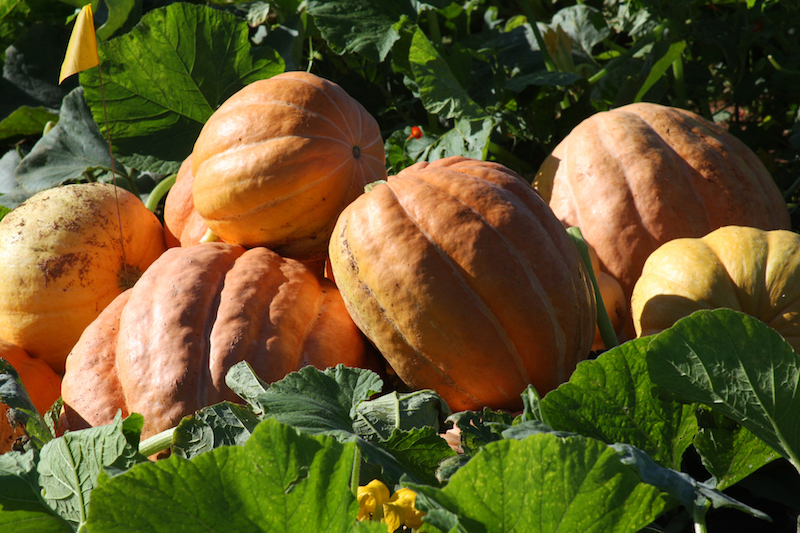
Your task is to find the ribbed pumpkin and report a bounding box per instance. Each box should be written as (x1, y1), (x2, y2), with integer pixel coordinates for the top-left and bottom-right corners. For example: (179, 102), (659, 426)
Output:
(0, 183), (167, 374)
(163, 154), (211, 248)
(535, 102), (791, 336)
(191, 71), (387, 263)
(1, 339), (62, 453)
(59, 242), (381, 440)
(631, 226), (800, 351)
(329, 156), (596, 412)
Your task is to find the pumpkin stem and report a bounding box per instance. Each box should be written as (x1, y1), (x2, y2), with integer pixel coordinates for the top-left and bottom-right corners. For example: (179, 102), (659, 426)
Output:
(199, 228), (220, 243)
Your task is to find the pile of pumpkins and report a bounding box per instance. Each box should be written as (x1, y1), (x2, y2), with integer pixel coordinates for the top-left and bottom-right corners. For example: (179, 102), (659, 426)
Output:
(0, 71), (795, 452)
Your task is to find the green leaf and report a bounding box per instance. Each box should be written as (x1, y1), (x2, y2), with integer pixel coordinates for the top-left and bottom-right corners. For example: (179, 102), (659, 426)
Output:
(37, 412), (146, 531)
(505, 71), (583, 92)
(14, 87), (125, 192)
(408, 27), (482, 120)
(95, 0), (141, 41)
(85, 418), (360, 533)
(0, 449), (73, 533)
(0, 106), (58, 142)
(307, 0), (413, 62)
(410, 432), (672, 533)
(541, 337), (698, 469)
(171, 401), (261, 459)
(646, 309), (800, 473)
(353, 389), (451, 440)
(423, 117), (493, 161)
(634, 40), (686, 102)
(550, 5), (610, 61)
(0, 358), (53, 449)
(81, 3), (285, 164)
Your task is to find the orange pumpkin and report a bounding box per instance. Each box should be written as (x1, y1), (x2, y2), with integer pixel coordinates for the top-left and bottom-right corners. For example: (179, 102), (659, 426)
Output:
(0, 339), (61, 453)
(535, 102), (790, 337)
(59, 242), (381, 440)
(163, 154), (211, 248)
(0, 183), (167, 374)
(328, 156), (596, 412)
(191, 71), (387, 263)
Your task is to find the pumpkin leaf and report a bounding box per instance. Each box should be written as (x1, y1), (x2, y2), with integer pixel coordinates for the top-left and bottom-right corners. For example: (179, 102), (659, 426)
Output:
(171, 401), (262, 460)
(352, 389), (451, 440)
(14, 87), (126, 193)
(693, 408), (779, 490)
(80, 2), (285, 165)
(0, 358), (53, 449)
(0, 449), (73, 533)
(646, 308), (800, 474)
(37, 411), (147, 531)
(541, 337), (698, 470)
(408, 432), (672, 533)
(408, 27), (482, 120)
(85, 418), (360, 533)
(307, 0), (414, 63)
(0, 105), (58, 142)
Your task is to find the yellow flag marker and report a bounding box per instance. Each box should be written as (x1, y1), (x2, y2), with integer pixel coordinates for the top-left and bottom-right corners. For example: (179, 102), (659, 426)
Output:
(59, 4), (99, 84)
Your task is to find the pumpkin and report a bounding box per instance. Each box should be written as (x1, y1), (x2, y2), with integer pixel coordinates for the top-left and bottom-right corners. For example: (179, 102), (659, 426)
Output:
(59, 242), (382, 440)
(535, 102), (791, 336)
(191, 71), (387, 263)
(163, 154), (211, 248)
(0, 339), (62, 453)
(0, 183), (167, 374)
(631, 226), (800, 351)
(328, 156), (596, 412)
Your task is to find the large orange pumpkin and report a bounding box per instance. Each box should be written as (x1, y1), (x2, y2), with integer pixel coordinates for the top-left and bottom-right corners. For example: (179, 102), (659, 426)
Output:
(59, 242), (381, 440)
(0, 339), (61, 453)
(535, 102), (790, 336)
(328, 156), (596, 412)
(0, 183), (167, 373)
(191, 71), (387, 263)
(163, 154), (210, 248)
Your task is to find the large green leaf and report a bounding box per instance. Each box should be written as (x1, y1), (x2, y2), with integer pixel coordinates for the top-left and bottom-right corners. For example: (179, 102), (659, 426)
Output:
(81, 3), (284, 164)
(0, 105), (57, 142)
(541, 337), (697, 470)
(647, 309), (800, 473)
(408, 27), (482, 120)
(85, 418), (360, 533)
(307, 0), (414, 62)
(410, 432), (672, 533)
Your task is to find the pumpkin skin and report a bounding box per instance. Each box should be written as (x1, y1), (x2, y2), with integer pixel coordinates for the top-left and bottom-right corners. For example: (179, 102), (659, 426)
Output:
(191, 71), (387, 263)
(535, 103), (790, 336)
(59, 242), (381, 440)
(0, 339), (62, 453)
(329, 156), (596, 412)
(0, 183), (167, 374)
(631, 226), (800, 352)
(163, 154), (211, 248)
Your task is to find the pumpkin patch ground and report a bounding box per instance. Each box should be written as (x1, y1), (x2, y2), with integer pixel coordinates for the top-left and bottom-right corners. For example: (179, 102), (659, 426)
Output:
(3, 1), (800, 532)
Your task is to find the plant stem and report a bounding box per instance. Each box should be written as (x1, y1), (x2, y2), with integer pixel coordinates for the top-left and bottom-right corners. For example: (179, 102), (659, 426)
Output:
(567, 227), (619, 351)
(144, 173), (176, 212)
(487, 141), (534, 175)
(672, 53), (686, 107)
(139, 427), (175, 458)
(518, 0), (557, 73)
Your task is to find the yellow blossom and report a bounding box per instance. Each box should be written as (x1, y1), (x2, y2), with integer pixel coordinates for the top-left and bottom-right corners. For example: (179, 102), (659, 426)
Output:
(357, 479), (390, 521)
(383, 487), (426, 532)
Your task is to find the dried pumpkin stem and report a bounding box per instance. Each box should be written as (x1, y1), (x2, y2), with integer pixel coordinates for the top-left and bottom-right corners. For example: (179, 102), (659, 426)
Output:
(566, 226), (619, 351)
(138, 427), (175, 458)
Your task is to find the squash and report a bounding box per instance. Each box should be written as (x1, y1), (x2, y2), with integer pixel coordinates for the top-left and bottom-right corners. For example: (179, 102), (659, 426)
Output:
(163, 154), (211, 248)
(0, 183), (167, 374)
(191, 71), (387, 263)
(631, 226), (800, 352)
(535, 102), (791, 336)
(0, 339), (62, 453)
(59, 242), (382, 440)
(328, 156), (596, 412)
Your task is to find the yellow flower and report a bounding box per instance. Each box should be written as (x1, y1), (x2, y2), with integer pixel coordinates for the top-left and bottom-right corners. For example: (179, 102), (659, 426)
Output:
(357, 479), (390, 521)
(383, 487), (425, 532)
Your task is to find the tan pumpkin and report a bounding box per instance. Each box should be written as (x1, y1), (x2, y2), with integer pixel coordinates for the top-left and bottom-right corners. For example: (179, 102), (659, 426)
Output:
(163, 154), (211, 248)
(59, 242), (382, 440)
(0, 183), (167, 374)
(535, 102), (790, 337)
(328, 156), (596, 412)
(1, 339), (62, 453)
(631, 226), (800, 351)
(191, 71), (387, 263)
